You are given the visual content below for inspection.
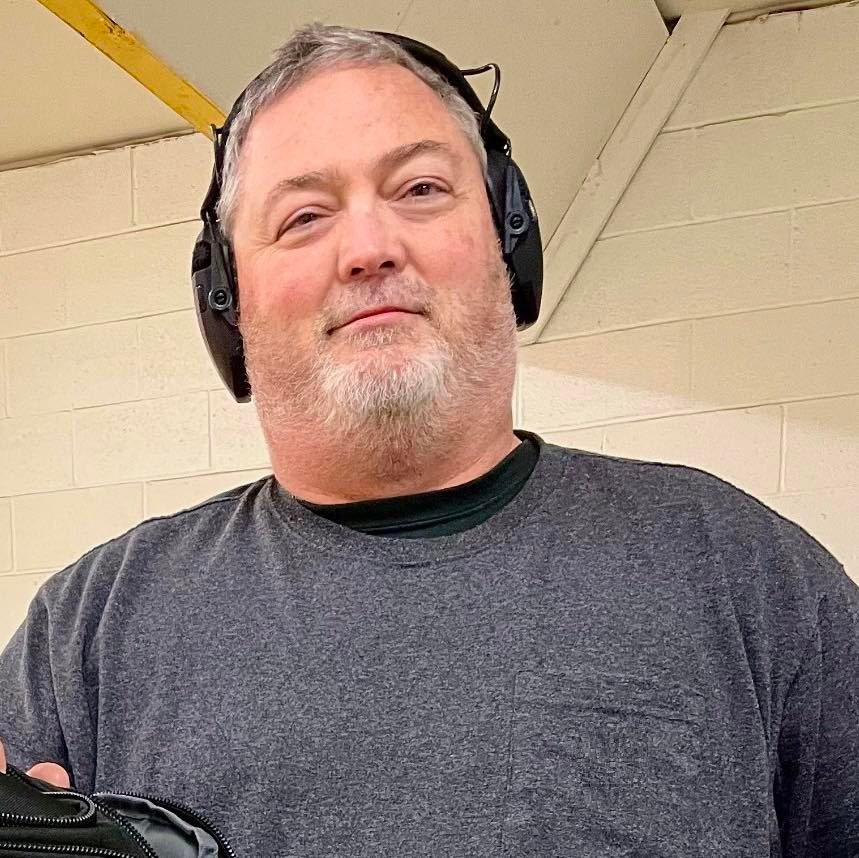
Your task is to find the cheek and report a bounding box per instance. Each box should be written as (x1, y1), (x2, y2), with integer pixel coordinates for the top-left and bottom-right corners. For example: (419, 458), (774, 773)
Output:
(419, 216), (482, 276)
(238, 249), (330, 325)
(416, 215), (498, 310)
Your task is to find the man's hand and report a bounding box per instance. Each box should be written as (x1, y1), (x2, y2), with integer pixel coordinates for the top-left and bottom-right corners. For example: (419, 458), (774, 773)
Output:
(0, 738), (70, 788)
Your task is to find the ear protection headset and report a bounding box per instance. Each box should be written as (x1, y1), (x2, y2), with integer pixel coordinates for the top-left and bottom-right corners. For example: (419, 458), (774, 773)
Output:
(192, 31), (543, 403)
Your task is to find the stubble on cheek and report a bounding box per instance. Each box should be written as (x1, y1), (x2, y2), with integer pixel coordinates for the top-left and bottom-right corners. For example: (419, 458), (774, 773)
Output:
(238, 303), (326, 424)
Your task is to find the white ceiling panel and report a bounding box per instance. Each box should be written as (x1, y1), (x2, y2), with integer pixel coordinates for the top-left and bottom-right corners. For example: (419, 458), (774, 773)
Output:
(657, 0), (847, 19)
(0, 0), (189, 170)
(97, 0), (417, 111)
(96, 0), (668, 244)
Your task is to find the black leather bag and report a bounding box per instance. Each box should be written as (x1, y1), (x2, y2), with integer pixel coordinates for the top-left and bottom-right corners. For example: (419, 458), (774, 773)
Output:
(0, 764), (235, 857)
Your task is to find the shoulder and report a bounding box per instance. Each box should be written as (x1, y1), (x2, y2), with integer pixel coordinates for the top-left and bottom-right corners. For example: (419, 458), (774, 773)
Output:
(548, 439), (778, 520)
(35, 476), (274, 611)
(546, 441), (849, 600)
(547, 443), (858, 676)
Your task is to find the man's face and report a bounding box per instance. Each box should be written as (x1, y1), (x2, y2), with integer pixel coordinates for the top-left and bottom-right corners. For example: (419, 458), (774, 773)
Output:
(230, 62), (517, 444)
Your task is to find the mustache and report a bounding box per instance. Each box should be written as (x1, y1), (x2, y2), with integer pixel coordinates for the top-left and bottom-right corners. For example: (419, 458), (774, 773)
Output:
(324, 277), (433, 331)
(237, 275), (438, 341)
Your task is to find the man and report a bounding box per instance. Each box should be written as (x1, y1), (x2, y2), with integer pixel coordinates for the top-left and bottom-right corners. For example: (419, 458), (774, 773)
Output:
(1, 22), (857, 858)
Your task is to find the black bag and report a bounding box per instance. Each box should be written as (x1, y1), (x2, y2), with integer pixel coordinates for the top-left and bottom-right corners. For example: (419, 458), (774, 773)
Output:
(0, 764), (236, 857)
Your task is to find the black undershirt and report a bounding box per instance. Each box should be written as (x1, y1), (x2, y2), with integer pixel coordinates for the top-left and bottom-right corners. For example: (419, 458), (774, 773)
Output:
(298, 429), (542, 538)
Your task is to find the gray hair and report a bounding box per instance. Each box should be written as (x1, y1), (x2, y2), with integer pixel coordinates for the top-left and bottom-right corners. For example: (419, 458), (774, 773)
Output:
(215, 22), (489, 240)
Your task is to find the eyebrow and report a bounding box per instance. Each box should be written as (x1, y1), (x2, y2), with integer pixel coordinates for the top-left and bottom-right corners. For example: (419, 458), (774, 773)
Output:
(259, 139), (462, 218)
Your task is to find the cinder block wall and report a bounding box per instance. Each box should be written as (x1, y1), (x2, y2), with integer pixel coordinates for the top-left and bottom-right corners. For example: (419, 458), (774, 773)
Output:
(0, 135), (271, 644)
(519, 3), (859, 583)
(1, 4), (858, 646)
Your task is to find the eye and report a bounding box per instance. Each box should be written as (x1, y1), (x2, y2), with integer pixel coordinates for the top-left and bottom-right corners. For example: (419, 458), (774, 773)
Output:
(280, 211), (320, 235)
(404, 181), (445, 198)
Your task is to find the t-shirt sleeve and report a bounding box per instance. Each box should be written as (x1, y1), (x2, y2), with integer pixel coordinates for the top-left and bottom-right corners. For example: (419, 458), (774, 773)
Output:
(0, 563), (100, 791)
(0, 584), (71, 773)
(774, 560), (859, 857)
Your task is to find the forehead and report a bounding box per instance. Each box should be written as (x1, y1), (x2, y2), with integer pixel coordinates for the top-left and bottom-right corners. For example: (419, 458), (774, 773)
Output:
(240, 63), (470, 179)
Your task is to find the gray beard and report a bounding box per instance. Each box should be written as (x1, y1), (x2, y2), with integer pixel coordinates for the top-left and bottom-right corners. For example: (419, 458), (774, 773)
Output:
(241, 262), (517, 472)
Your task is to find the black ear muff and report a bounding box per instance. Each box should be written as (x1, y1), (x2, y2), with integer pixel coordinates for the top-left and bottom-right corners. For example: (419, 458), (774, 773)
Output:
(192, 224), (251, 402)
(484, 149), (542, 329)
(192, 31), (543, 402)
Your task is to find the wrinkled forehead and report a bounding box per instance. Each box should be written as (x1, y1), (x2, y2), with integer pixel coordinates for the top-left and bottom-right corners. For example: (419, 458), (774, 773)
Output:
(239, 63), (472, 180)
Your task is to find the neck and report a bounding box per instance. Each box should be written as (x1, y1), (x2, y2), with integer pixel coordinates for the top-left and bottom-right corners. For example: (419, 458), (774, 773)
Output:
(266, 409), (520, 504)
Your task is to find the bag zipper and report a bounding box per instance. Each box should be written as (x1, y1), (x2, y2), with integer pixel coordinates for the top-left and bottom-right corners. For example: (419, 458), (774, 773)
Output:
(2, 768), (233, 858)
(0, 843), (137, 856)
(0, 769), (95, 828)
(93, 794), (236, 858)
(0, 799), (96, 828)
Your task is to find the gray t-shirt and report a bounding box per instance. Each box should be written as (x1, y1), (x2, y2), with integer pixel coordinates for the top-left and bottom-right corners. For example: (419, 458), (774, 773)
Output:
(1, 438), (857, 857)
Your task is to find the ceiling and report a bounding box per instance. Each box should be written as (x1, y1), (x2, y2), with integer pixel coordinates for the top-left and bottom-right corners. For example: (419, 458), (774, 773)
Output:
(656, 0), (847, 19)
(4, 0), (844, 246)
(0, 0), (189, 169)
(1, 0), (673, 248)
(98, 0), (673, 240)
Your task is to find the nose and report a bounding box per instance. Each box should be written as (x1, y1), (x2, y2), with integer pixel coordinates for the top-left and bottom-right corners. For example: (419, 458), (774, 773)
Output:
(336, 202), (406, 284)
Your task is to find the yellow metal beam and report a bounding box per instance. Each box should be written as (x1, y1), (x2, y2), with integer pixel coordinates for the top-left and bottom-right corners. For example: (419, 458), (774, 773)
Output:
(36, 0), (225, 138)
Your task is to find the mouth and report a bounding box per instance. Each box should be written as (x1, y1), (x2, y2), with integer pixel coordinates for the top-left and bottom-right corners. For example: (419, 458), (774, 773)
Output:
(329, 306), (420, 334)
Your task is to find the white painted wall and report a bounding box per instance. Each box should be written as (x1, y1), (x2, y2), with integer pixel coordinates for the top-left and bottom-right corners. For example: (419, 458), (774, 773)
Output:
(1, 4), (858, 646)
(519, 3), (859, 584)
(0, 134), (272, 644)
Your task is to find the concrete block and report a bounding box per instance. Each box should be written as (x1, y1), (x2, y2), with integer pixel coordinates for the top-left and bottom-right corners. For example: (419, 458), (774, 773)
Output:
(209, 390), (271, 472)
(791, 4), (859, 107)
(668, 14), (795, 128)
(539, 427), (604, 453)
(74, 393), (209, 486)
(0, 499), (11, 572)
(145, 468), (272, 519)
(0, 413), (74, 496)
(693, 300), (859, 407)
(0, 344), (6, 419)
(0, 572), (56, 651)
(669, 6), (859, 129)
(692, 102), (859, 218)
(603, 405), (782, 497)
(789, 103), (859, 205)
(519, 322), (693, 429)
(6, 321), (139, 416)
(14, 484), (143, 571)
(66, 222), (198, 326)
(546, 212), (790, 338)
(133, 135), (213, 225)
(784, 395), (859, 492)
(692, 113), (794, 217)
(0, 149), (132, 252)
(763, 487), (859, 584)
(6, 331), (74, 416)
(792, 199), (859, 302)
(604, 131), (692, 234)
(0, 252), (67, 338)
(139, 310), (222, 399)
(0, 222), (197, 339)
(7, 332), (73, 416)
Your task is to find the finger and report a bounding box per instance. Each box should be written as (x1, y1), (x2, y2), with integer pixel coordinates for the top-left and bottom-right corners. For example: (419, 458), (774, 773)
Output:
(26, 762), (71, 789)
(0, 739), (6, 774)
